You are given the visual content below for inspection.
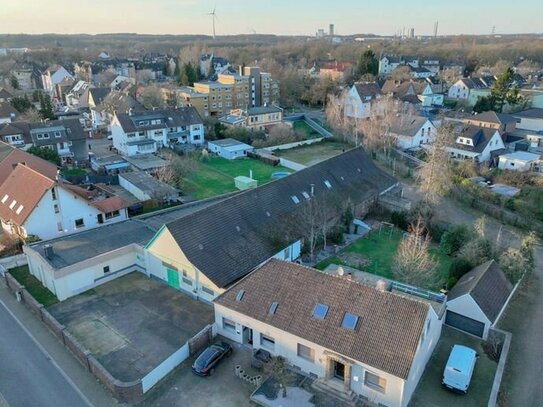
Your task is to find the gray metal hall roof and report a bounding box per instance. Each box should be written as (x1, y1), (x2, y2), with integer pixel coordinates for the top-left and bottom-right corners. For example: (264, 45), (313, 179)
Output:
(165, 147), (397, 289)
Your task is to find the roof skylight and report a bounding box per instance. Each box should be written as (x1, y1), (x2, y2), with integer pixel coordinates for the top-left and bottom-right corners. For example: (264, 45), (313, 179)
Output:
(313, 303), (329, 320)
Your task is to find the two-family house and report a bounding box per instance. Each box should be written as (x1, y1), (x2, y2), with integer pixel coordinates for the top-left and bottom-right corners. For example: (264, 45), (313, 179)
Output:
(463, 111), (517, 134)
(41, 65), (74, 96)
(446, 124), (506, 163)
(344, 82), (382, 119)
(447, 76), (496, 101)
(111, 108), (204, 156)
(388, 115), (437, 150)
(0, 163), (129, 240)
(378, 55), (419, 77)
(215, 259), (442, 407)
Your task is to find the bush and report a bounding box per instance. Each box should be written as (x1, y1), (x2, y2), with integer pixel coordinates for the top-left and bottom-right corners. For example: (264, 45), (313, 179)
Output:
(449, 257), (473, 280)
(426, 221), (447, 243)
(440, 225), (470, 255)
(327, 227), (344, 245)
(447, 276), (458, 289)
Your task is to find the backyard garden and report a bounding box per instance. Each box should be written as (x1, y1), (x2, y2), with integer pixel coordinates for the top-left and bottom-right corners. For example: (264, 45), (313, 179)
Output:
(184, 156), (291, 200)
(274, 139), (350, 167)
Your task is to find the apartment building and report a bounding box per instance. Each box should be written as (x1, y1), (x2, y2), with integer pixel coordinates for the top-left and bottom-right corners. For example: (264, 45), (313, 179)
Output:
(193, 81), (233, 117)
(176, 86), (210, 119)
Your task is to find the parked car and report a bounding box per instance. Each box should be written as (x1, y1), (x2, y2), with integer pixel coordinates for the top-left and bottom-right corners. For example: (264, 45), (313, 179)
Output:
(442, 344), (479, 394)
(192, 342), (233, 376)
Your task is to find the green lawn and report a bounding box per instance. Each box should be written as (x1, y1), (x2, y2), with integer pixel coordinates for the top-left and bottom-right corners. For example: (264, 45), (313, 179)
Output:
(293, 121), (321, 139)
(184, 157), (291, 200)
(275, 140), (349, 166)
(315, 228), (452, 290)
(410, 326), (497, 407)
(9, 265), (58, 307)
(61, 168), (87, 176)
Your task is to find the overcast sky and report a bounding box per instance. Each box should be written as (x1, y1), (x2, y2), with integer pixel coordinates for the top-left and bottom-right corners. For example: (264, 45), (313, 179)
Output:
(2, 0), (542, 36)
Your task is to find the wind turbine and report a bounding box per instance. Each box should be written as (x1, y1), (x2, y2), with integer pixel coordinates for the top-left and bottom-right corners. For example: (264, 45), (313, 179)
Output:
(208, 6), (217, 40)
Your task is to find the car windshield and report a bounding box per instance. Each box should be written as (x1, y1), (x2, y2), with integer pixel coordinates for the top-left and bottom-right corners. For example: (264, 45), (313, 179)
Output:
(194, 348), (217, 369)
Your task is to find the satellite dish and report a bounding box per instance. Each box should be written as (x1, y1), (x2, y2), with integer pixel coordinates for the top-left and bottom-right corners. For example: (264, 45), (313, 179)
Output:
(337, 266), (345, 276)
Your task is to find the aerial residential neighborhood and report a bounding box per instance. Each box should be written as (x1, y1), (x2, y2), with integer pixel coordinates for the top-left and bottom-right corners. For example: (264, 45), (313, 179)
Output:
(0, 2), (542, 407)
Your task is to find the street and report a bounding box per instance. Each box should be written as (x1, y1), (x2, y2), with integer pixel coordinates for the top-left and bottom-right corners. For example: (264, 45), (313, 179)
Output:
(0, 299), (92, 407)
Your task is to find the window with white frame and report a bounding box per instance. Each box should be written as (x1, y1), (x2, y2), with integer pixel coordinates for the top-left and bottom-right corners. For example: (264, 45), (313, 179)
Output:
(365, 371), (387, 393)
(223, 317), (236, 332)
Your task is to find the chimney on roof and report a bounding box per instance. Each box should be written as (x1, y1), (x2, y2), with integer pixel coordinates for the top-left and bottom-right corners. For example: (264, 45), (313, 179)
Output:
(375, 279), (389, 292)
(310, 183), (315, 197)
(43, 245), (54, 259)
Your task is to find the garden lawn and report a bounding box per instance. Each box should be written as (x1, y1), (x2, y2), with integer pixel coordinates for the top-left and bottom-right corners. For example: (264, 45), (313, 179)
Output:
(184, 157), (291, 200)
(275, 140), (349, 166)
(316, 228), (452, 291)
(293, 121), (320, 139)
(9, 265), (58, 307)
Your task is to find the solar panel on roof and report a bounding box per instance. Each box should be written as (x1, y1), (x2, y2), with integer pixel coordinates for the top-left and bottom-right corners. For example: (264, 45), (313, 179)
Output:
(342, 312), (359, 330)
(313, 303), (329, 320)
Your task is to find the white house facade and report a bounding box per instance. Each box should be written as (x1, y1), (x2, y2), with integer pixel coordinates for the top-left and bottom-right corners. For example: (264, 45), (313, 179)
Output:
(207, 138), (254, 160)
(446, 126), (505, 163)
(214, 260), (442, 407)
(111, 108), (204, 156)
(344, 82), (382, 120)
(389, 115), (437, 150)
(498, 151), (541, 172)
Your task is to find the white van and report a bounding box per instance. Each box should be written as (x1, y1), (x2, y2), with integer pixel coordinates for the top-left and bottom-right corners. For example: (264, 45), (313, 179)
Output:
(442, 344), (478, 394)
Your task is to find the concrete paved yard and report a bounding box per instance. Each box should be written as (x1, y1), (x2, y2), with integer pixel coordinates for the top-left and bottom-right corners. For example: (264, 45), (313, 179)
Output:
(48, 272), (214, 382)
(409, 326), (497, 407)
(139, 339), (257, 407)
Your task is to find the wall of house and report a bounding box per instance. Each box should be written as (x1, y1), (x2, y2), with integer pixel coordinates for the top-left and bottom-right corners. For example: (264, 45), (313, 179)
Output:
(214, 303), (407, 407)
(402, 308), (443, 407)
(273, 240), (302, 262)
(344, 86), (371, 119)
(118, 177), (151, 201)
(446, 295), (491, 338)
(498, 157), (534, 172)
(24, 244), (145, 301)
(447, 83), (469, 100)
(517, 117), (543, 132)
(480, 132), (506, 162)
(145, 227), (223, 303)
(396, 121), (436, 150)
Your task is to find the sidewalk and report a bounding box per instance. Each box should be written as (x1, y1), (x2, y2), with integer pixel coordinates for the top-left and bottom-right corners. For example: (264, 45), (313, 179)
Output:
(0, 280), (123, 407)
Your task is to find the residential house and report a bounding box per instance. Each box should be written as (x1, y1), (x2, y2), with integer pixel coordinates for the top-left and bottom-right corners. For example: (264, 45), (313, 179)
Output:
(111, 108), (204, 156)
(41, 65), (74, 97)
(418, 82), (444, 107)
(214, 259), (442, 407)
(344, 82), (382, 119)
(445, 260), (513, 339)
(118, 171), (179, 202)
(0, 122), (31, 148)
(10, 66), (40, 91)
(463, 111), (518, 134)
(498, 151), (542, 172)
(176, 86), (210, 119)
(381, 80), (423, 105)
(446, 124), (506, 163)
(21, 148), (397, 303)
(378, 55), (419, 77)
(447, 77), (496, 101)
(388, 115), (437, 150)
(28, 119), (88, 164)
(0, 102), (18, 124)
(402, 66), (434, 79)
(421, 58), (440, 75)
(244, 106), (283, 131)
(207, 138), (254, 160)
(0, 88), (13, 103)
(193, 81), (233, 117)
(0, 163), (128, 240)
(218, 114), (247, 128)
(65, 81), (92, 109)
(513, 108), (543, 132)
(319, 62), (354, 81)
(199, 54), (231, 78)
(145, 147), (397, 303)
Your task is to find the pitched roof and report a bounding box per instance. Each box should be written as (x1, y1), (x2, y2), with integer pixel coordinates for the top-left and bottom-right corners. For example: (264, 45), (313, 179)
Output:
(0, 88), (13, 99)
(247, 106), (282, 115)
(0, 164), (55, 225)
(0, 141), (58, 185)
(468, 111), (517, 125)
(0, 102), (17, 119)
(459, 78), (490, 90)
(448, 260), (513, 322)
(88, 87), (111, 105)
(388, 114), (429, 137)
(0, 122), (32, 143)
(353, 82), (382, 99)
(215, 259), (429, 379)
(513, 108), (543, 119)
(116, 107), (203, 133)
(452, 125), (501, 154)
(61, 183), (129, 213)
(164, 148), (397, 289)
(381, 80), (416, 99)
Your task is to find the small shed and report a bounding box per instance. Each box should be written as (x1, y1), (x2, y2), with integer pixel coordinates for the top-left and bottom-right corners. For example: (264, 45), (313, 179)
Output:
(119, 171), (179, 202)
(498, 151), (541, 172)
(445, 260), (513, 339)
(234, 176), (257, 190)
(207, 138), (254, 160)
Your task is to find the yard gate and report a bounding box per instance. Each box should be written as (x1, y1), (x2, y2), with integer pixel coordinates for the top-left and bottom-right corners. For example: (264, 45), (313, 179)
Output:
(188, 324), (213, 356)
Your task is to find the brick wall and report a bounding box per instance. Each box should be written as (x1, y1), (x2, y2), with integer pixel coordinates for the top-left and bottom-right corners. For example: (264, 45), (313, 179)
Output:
(21, 288), (43, 319)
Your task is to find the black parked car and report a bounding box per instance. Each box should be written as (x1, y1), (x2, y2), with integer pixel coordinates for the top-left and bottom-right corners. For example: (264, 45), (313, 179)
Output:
(192, 342), (233, 376)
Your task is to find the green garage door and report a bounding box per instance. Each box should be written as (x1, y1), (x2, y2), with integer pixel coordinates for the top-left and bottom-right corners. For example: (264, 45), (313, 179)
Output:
(445, 310), (485, 337)
(167, 268), (180, 289)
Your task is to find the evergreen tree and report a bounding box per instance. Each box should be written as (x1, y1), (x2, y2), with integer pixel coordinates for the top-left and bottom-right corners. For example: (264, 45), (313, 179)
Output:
(38, 92), (55, 120)
(356, 50), (379, 79)
(475, 67), (522, 113)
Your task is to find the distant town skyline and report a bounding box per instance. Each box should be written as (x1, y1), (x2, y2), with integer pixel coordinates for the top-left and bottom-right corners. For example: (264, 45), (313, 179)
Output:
(2, 0), (542, 37)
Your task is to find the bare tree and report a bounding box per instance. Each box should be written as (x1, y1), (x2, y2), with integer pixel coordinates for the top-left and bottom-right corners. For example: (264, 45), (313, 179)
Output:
(417, 123), (455, 204)
(141, 85), (164, 109)
(393, 219), (439, 288)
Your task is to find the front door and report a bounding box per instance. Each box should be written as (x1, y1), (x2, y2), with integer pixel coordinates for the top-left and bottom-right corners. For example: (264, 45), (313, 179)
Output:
(333, 360), (345, 381)
(242, 326), (253, 345)
(167, 268), (180, 289)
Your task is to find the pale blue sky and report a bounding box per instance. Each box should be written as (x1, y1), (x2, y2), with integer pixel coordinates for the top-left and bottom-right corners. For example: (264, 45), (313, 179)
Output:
(2, 0), (542, 36)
